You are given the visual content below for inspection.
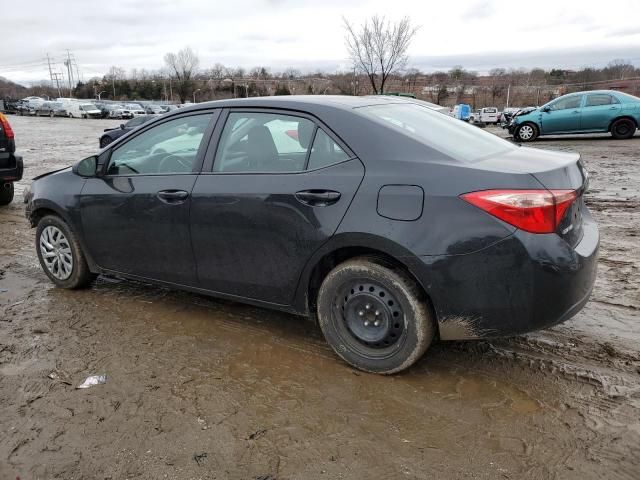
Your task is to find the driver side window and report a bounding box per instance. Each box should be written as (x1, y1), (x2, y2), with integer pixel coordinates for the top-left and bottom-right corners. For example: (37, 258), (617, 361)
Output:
(107, 113), (213, 175)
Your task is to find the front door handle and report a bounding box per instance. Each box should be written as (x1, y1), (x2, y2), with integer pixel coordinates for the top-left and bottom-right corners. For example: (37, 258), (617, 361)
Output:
(295, 190), (341, 207)
(157, 189), (189, 204)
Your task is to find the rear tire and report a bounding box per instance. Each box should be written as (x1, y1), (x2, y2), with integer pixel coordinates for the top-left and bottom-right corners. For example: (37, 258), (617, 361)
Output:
(610, 118), (636, 139)
(0, 182), (14, 206)
(36, 215), (95, 289)
(515, 122), (538, 142)
(317, 257), (435, 374)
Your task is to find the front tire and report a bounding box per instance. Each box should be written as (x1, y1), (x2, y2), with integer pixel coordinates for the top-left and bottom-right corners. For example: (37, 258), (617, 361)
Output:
(515, 122), (538, 142)
(36, 215), (95, 289)
(0, 182), (14, 205)
(317, 257), (435, 374)
(610, 118), (636, 139)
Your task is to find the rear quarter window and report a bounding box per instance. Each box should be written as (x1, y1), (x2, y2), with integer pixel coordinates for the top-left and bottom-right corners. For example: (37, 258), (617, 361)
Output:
(358, 103), (514, 162)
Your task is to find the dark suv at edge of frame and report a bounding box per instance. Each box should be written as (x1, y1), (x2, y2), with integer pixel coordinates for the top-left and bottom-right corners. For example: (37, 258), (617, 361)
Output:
(24, 95), (599, 374)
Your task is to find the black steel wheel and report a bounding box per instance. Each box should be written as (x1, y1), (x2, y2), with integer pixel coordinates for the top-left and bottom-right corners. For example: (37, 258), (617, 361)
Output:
(611, 118), (636, 139)
(317, 257), (435, 374)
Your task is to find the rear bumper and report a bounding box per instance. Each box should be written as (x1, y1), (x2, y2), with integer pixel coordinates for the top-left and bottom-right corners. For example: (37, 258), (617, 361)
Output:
(408, 210), (599, 340)
(0, 154), (23, 183)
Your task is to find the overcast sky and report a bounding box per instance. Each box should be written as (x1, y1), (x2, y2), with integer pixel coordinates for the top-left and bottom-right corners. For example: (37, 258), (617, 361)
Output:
(2, 0), (640, 84)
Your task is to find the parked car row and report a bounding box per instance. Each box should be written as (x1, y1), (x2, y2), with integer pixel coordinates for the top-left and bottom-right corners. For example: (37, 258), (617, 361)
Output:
(2, 96), (180, 120)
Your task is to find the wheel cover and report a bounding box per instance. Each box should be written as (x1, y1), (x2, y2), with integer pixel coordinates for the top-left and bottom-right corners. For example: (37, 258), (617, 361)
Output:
(615, 122), (630, 135)
(333, 280), (407, 358)
(519, 125), (534, 139)
(40, 226), (73, 280)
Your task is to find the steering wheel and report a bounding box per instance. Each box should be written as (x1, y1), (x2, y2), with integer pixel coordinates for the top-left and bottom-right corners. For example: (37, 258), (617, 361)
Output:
(158, 154), (192, 173)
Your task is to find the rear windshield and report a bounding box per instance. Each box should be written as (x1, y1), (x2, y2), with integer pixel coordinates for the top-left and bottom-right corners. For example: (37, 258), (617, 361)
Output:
(358, 103), (514, 162)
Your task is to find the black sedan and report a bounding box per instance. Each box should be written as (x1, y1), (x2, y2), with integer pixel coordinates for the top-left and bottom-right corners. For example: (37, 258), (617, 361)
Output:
(24, 96), (599, 374)
(99, 115), (157, 148)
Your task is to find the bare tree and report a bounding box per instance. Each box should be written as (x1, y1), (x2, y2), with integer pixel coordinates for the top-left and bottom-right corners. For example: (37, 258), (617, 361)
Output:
(164, 47), (200, 103)
(344, 15), (419, 94)
(607, 59), (635, 80)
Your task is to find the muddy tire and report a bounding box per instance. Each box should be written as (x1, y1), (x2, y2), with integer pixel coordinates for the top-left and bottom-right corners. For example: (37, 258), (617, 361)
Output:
(36, 215), (95, 289)
(515, 122), (538, 142)
(317, 257), (435, 374)
(0, 182), (14, 205)
(610, 118), (636, 139)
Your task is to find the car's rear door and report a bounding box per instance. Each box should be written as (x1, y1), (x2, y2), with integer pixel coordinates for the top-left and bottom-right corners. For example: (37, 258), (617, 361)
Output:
(190, 108), (364, 305)
(80, 110), (218, 285)
(540, 94), (583, 133)
(580, 93), (621, 131)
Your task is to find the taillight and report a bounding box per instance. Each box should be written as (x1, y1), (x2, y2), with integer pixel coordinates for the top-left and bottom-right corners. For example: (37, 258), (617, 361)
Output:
(461, 189), (578, 234)
(0, 113), (15, 139)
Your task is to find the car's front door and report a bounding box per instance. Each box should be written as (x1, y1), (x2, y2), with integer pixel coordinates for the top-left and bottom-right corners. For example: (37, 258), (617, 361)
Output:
(80, 111), (218, 285)
(539, 94), (583, 133)
(580, 93), (621, 131)
(190, 109), (365, 305)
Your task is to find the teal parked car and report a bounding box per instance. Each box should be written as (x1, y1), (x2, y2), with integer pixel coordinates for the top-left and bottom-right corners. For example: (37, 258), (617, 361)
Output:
(509, 90), (640, 142)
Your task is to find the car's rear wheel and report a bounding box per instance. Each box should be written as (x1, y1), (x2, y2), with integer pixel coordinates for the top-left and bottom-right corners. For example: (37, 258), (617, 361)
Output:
(99, 136), (112, 148)
(610, 118), (636, 139)
(515, 122), (538, 142)
(0, 182), (14, 206)
(36, 215), (95, 289)
(317, 257), (435, 374)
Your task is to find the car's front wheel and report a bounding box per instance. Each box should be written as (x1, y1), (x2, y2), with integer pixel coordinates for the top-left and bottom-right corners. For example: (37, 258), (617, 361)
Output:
(99, 136), (112, 148)
(36, 215), (95, 289)
(610, 118), (637, 139)
(0, 182), (14, 206)
(515, 122), (538, 142)
(317, 257), (435, 374)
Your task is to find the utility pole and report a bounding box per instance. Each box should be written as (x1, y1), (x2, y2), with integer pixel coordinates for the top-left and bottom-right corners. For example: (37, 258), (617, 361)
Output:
(46, 54), (62, 97)
(506, 84), (511, 108)
(65, 50), (74, 96)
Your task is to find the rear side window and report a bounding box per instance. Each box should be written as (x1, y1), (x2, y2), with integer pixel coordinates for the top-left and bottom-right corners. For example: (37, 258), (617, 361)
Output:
(214, 112), (315, 172)
(358, 103), (514, 162)
(585, 94), (619, 106)
(307, 129), (350, 170)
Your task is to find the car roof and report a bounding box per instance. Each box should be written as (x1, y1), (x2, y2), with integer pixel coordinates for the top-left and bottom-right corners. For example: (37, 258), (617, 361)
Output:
(177, 95), (415, 114)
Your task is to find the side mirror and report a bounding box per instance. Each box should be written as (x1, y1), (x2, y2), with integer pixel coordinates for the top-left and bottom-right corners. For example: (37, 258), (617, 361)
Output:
(542, 106), (551, 113)
(73, 155), (99, 177)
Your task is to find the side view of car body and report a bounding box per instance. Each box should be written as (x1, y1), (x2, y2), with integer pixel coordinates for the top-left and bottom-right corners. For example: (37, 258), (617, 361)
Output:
(510, 90), (640, 141)
(24, 96), (599, 374)
(0, 112), (23, 205)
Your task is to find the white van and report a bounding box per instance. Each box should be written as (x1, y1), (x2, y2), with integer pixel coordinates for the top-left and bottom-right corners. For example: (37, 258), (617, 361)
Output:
(63, 102), (101, 119)
(471, 107), (500, 124)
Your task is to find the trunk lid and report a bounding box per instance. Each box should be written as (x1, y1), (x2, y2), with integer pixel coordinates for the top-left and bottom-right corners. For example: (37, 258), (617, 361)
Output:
(474, 146), (588, 247)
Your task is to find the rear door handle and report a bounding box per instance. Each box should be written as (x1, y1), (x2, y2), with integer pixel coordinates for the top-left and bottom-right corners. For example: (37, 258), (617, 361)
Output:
(157, 189), (189, 203)
(295, 190), (341, 206)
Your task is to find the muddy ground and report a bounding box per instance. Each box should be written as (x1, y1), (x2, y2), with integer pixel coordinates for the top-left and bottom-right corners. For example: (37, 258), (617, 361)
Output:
(0, 115), (639, 479)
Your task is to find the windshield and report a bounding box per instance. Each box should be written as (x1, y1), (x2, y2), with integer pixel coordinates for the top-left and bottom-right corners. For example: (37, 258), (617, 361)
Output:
(81, 104), (97, 111)
(358, 103), (515, 162)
